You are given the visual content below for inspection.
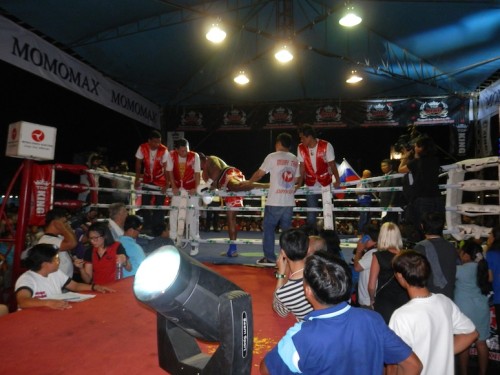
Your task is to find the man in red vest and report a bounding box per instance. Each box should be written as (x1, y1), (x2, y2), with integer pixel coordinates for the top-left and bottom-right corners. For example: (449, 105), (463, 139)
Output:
(297, 125), (341, 229)
(134, 130), (169, 233)
(166, 138), (201, 256)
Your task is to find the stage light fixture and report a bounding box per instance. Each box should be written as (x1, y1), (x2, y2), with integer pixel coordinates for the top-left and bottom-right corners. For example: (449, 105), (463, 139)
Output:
(339, 4), (362, 27)
(346, 70), (363, 84)
(234, 70), (250, 85)
(206, 23), (226, 43)
(133, 245), (253, 375)
(274, 44), (294, 64)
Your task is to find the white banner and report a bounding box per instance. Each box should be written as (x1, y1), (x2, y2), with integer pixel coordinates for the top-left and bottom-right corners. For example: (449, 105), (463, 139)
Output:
(478, 79), (500, 120)
(0, 16), (160, 129)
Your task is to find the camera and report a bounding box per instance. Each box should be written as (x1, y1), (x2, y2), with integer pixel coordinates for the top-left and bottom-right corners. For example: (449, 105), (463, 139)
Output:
(393, 134), (415, 153)
(393, 124), (423, 153)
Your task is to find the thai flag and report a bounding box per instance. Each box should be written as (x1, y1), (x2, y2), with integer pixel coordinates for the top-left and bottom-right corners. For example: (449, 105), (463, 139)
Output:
(336, 159), (359, 198)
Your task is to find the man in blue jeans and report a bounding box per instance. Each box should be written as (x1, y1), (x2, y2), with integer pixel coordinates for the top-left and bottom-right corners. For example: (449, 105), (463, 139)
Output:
(243, 133), (300, 267)
(356, 169), (373, 233)
(296, 125), (341, 229)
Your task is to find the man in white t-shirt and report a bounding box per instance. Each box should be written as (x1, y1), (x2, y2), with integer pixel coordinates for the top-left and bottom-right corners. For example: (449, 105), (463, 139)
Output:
(15, 244), (114, 310)
(352, 224), (379, 307)
(244, 133), (300, 266)
(388, 251), (477, 375)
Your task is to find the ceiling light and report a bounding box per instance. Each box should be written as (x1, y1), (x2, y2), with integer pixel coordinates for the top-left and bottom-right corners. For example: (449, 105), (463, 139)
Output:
(274, 44), (294, 64)
(339, 5), (362, 27)
(234, 70), (250, 85)
(206, 24), (226, 43)
(346, 70), (363, 84)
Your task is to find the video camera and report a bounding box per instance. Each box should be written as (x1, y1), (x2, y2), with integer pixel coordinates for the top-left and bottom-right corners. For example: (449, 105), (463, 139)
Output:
(393, 126), (422, 153)
(393, 134), (415, 153)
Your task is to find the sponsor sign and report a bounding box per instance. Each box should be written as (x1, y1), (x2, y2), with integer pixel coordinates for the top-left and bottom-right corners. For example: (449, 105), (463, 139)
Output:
(313, 105), (346, 128)
(362, 101), (399, 127)
(478, 79), (500, 119)
(415, 99), (455, 125)
(29, 164), (54, 226)
(221, 108), (249, 130)
(178, 110), (204, 131)
(166, 96), (469, 130)
(6, 121), (56, 160)
(450, 123), (471, 157)
(0, 15), (160, 128)
(265, 106), (294, 128)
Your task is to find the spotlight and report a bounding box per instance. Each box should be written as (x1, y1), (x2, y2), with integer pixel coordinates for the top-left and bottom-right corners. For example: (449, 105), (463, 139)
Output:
(339, 5), (362, 27)
(134, 246), (253, 375)
(234, 70), (250, 85)
(206, 24), (226, 43)
(346, 70), (363, 84)
(274, 44), (294, 64)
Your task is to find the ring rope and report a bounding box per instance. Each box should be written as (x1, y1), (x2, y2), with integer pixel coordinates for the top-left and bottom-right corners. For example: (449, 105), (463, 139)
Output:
(56, 157), (499, 245)
(85, 185), (403, 197)
(445, 156), (499, 240)
(89, 202), (403, 213)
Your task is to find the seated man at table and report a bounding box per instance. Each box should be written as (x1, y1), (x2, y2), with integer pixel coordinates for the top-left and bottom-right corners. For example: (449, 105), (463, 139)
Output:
(118, 215), (146, 278)
(260, 251), (422, 375)
(15, 244), (114, 310)
(144, 221), (175, 254)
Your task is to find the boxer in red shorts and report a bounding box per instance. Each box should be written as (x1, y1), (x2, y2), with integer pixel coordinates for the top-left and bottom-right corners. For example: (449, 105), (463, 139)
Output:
(199, 154), (254, 257)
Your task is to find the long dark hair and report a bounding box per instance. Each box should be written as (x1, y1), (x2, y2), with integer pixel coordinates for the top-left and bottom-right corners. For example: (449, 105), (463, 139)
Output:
(462, 240), (491, 295)
(319, 229), (343, 258)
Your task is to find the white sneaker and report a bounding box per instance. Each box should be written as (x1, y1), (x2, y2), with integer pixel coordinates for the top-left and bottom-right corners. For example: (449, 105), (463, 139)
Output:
(190, 248), (199, 256)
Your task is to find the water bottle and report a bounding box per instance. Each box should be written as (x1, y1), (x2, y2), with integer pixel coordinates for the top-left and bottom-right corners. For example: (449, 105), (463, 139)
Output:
(116, 262), (123, 280)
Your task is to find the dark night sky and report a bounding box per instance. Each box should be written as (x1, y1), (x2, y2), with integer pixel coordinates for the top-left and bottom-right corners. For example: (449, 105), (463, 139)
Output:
(1, 60), (454, 194)
(0, 61), (150, 191)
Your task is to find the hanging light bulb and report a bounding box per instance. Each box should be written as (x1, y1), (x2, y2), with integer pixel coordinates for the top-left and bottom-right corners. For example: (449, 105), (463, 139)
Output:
(339, 5), (362, 27)
(206, 23), (226, 43)
(346, 70), (363, 84)
(234, 70), (250, 85)
(274, 44), (294, 64)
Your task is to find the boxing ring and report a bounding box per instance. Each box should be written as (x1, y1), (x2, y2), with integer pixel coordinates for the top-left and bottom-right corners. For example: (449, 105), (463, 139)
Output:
(58, 156), (499, 249)
(2, 156), (498, 278)
(0, 155), (498, 312)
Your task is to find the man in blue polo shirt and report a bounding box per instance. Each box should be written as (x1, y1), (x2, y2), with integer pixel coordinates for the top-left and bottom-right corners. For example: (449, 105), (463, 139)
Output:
(260, 251), (422, 375)
(118, 215), (146, 278)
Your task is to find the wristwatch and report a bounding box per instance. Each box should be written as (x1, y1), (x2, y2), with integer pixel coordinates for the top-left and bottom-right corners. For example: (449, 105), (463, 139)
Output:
(275, 272), (286, 279)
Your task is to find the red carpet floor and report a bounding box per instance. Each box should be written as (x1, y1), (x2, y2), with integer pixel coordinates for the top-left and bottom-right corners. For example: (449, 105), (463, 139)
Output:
(0, 264), (295, 374)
